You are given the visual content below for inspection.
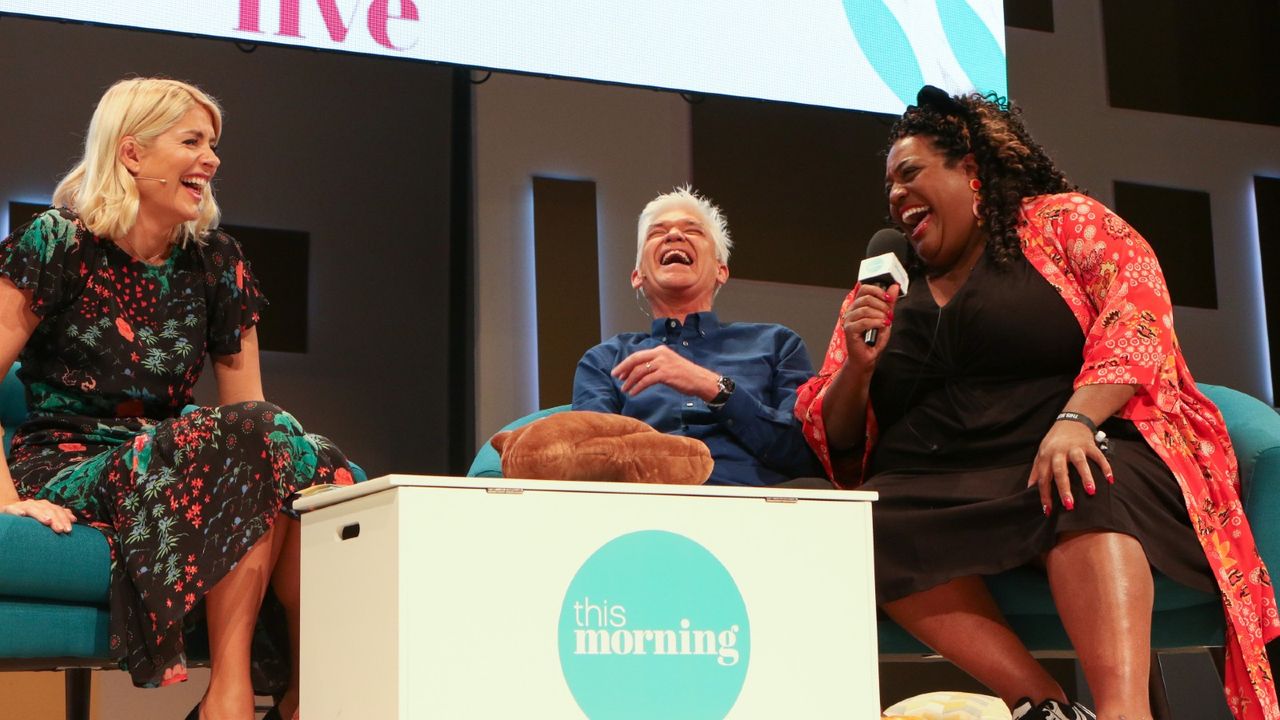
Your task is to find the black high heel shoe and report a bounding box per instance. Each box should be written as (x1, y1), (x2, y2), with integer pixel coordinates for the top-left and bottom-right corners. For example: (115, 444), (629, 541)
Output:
(185, 701), (286, 720)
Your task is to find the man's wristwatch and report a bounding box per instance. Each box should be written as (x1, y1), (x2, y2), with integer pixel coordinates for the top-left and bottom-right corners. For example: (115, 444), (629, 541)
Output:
(707, 375), (735, 410)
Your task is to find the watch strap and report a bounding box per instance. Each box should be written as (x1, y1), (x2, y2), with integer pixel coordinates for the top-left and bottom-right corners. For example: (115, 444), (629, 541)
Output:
(707, 375), (735, 409)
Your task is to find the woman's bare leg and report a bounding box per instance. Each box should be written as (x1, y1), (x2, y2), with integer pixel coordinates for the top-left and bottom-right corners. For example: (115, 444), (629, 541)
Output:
(269, 516), (302, 719)
(202, 523), (280, 720)
(1047, 530), (1154, 720)
(882, 575), (1066, 708)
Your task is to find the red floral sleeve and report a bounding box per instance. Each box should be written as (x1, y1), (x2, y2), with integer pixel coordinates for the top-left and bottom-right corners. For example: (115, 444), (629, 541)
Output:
(794, 285), (872, 487)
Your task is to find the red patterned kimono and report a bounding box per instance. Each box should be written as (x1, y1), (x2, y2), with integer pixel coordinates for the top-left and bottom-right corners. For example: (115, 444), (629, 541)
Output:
(796, 193), (1279, 719)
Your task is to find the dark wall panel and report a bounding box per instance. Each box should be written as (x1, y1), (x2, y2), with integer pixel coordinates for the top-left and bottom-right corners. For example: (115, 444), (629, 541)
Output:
(222, 223), (309, 354)
(533, 177), (600, 407)
(692, 97), (895, 289)
(1102, 1), (1280, 126)
(1004, 0), (1054, 32)
(6, 201), (46, 233)
(1113, 181), (1217, 310)
(1255, 176), (1280, 400)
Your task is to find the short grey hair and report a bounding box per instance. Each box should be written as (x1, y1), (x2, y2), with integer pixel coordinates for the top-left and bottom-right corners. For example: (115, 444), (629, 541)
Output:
(634, 186), (733, 271)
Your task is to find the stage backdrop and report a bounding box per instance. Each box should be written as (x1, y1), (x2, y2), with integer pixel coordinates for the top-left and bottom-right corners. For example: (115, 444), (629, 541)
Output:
(0, 0), (1006, 113)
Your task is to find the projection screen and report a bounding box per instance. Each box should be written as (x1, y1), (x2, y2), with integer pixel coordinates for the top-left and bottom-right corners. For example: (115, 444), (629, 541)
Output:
(0, 0), (1006, 113)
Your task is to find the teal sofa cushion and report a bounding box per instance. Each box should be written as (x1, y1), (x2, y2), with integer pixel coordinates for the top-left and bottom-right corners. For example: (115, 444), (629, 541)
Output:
(1199, 384), (1279, 497)
(1199, 385), (1280, 581)
(0, 516), (110, 603)
(0, 600), (111, 658)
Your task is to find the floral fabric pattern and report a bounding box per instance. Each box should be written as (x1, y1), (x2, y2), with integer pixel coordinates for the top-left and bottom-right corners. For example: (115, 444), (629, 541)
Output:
(795, 194), (1279, 720)
(0, 208), (352, 687)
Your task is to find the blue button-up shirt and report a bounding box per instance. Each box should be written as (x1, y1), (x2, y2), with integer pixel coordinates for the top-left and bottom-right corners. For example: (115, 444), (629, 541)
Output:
(572, 312), (822, 486)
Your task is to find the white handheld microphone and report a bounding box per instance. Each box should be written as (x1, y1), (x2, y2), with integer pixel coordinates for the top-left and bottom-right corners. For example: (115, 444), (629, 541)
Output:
(135, 176), (168, 184)
(857, 229), (910, 347)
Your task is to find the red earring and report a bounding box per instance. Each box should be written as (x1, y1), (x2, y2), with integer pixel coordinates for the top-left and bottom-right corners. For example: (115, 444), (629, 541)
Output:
(970, 178), (983, 224)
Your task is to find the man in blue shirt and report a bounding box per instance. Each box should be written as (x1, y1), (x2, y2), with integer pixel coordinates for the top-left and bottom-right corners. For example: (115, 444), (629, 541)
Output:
(572, 187), (823, 486)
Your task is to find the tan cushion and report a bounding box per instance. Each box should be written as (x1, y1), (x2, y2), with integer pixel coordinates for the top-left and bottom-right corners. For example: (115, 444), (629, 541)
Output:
(882, 691), (1011, 720)
(492, 411), (712, 485)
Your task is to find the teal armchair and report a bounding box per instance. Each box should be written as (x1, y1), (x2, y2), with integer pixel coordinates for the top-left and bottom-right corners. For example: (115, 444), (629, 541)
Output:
(0, 364), (109, 720)
(470, 386), (1280, 715)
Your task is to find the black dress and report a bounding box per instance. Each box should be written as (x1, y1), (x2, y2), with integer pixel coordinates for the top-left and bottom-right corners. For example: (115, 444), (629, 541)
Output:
(1, 208), (352, 687)
(864, 251), (1212, 602)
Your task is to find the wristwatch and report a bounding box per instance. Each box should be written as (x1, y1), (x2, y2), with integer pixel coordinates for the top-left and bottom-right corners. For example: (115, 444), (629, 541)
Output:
(706, 376), (735, 410)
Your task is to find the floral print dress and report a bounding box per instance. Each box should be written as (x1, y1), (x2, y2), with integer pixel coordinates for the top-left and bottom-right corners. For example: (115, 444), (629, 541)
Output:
(0, 207), (353, 687)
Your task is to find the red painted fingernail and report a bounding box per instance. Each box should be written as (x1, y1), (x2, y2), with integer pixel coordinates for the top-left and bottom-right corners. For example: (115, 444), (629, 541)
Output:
(1107, 473), (1115, 485)
(1042, 504), (1051, 517)
(887, 312), (895, 322)
(1064, 495), (1075, 511)
(883, 318), (891, 326)
(1085, 483), (1096, 496)
(883, 292), (891, 301)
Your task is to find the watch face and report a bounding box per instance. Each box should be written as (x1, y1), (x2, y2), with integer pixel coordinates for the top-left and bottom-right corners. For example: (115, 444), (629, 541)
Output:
(709, 376), (735, 408)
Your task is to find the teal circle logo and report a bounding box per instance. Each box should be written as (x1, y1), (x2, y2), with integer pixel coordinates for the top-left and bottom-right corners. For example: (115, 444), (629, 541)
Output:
(558, 530), (750, 719)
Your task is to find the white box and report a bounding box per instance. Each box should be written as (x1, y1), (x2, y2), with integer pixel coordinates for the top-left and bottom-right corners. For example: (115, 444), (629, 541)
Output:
(297, 475), (879, 719)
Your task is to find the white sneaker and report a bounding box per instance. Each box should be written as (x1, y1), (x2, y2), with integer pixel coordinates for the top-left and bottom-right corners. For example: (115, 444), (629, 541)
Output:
(1010, 697), (1037, 720)
(1068, 701), (1097, 720)
(1037, 699), (1097, 720)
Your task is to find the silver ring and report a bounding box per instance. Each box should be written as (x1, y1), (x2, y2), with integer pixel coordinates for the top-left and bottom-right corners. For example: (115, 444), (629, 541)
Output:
(645, 362), (653, 370)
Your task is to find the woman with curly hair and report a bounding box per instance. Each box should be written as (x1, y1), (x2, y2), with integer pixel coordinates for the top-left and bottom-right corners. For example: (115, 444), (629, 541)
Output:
(796, 86), (1279, 720)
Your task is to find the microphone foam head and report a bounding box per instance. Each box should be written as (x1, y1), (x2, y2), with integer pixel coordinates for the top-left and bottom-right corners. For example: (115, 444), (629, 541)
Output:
(865, 228), (908, 263)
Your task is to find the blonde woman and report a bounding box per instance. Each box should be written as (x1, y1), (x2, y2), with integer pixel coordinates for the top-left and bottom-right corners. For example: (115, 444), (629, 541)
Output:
(0, 77), (352, 720)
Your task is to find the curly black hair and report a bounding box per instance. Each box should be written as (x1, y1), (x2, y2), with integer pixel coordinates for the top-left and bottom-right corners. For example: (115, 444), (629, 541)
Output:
(887, 86), (1076, 266)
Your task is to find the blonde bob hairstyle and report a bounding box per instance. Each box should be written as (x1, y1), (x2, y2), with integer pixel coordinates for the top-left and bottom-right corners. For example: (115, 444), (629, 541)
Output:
(634, 186), (733, 272)
(52, 77), (223, 245)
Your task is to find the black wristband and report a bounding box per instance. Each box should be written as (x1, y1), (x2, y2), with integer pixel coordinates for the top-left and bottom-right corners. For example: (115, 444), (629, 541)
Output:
(1055, 411), (1098, 434)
